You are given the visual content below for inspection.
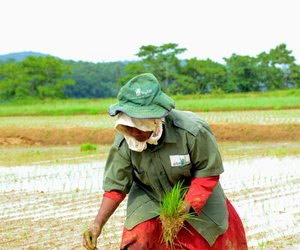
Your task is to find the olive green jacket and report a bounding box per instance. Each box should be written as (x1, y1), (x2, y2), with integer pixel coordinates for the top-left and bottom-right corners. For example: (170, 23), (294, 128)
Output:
(103, 110), (228, 246)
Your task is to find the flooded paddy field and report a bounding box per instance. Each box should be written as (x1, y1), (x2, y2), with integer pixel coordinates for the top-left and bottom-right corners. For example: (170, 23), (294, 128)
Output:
(0, 143), (299, 249)
(0, 109), (299, 249)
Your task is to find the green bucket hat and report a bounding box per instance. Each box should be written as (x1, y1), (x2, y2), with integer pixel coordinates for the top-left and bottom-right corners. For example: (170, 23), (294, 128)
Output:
(108, 73), (175, 118)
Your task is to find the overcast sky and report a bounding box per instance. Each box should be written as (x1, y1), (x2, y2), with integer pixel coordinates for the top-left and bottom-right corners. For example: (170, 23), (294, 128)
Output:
(1, 0), (299, 63)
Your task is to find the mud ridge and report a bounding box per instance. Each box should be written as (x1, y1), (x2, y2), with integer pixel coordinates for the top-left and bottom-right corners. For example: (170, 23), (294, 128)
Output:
(0, 124), (299, 146)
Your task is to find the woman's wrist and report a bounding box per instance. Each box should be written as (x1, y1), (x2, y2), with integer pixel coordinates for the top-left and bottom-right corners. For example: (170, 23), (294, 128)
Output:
(93, 196), (120, 229)
(94, 216), (106, 229)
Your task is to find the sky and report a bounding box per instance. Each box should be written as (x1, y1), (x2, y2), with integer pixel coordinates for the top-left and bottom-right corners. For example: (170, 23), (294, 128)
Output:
(1, 0), (300, 63)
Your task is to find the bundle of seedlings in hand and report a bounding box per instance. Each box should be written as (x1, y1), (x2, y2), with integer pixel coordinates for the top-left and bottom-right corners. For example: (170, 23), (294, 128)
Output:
(159, 181), (193, 248)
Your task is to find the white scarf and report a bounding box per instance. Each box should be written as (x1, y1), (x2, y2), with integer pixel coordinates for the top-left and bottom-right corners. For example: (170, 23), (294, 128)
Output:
(115, 113), (163, 152)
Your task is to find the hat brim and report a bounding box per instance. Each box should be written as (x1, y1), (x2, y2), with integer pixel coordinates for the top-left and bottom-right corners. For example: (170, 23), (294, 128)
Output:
(108, 103), (170, 119)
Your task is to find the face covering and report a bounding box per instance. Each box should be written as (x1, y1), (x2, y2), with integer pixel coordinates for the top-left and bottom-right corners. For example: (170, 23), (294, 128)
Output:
(115, 113), (164, 152)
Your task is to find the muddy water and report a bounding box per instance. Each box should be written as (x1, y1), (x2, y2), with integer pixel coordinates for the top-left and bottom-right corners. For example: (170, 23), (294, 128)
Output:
(0, 156), (299, 248)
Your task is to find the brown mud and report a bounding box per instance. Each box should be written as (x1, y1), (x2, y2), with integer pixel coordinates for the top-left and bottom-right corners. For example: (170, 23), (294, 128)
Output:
(0, 124), (299, 146)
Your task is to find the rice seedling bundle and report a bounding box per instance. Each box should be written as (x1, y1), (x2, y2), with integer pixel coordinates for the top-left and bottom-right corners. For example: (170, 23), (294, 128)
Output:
(159, 181), (192, 248)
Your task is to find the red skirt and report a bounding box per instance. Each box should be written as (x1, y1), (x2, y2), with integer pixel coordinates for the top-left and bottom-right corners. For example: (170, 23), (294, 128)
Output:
(120, 199), (248, 250)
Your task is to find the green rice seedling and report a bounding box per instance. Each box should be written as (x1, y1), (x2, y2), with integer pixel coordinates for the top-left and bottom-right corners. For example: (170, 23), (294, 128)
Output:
(80, 143), (98, 152)
(159, 181), (193, 249)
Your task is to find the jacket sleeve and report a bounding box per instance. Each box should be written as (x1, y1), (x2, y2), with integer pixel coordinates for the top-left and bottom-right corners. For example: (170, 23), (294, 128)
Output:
(102, 135), (133, 194)
(189, 125), (224, 178)
(185, 176), (219, 214)
(103, 190), (126, 204)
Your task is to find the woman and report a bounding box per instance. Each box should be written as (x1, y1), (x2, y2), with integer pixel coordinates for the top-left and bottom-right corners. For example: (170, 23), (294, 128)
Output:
(83, 73), (248, 250)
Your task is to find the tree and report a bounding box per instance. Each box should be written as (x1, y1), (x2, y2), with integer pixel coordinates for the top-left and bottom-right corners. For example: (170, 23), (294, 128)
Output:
(167, 74), (197, 95)
(0, 62), (28, 99)
(120, 43), (186, 89)
(64, 61), (126, 98)
(257, 44), (298, 90)
(0, 56), (74, 100)
(181, 58), (227, 93)
(21, 56), (74, 98)
(224, 54), (261, 92)
(290, 64), (300, 88)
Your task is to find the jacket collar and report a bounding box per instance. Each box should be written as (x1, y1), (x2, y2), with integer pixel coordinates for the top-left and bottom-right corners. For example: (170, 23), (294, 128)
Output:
(162, 116), (177, 143)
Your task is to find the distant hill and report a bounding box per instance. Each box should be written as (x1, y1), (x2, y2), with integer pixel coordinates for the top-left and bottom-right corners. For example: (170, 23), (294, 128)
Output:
(0, 51), (53, 62)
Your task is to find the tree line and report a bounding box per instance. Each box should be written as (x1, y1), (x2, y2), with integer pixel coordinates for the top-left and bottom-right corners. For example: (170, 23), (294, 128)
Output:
(0, 43), (299, 100)
(120, 43), (300, 94)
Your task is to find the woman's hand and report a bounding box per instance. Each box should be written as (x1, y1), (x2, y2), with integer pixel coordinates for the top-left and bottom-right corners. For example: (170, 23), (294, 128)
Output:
(83, 222), (102, 250)
(82, 195), (122, 249)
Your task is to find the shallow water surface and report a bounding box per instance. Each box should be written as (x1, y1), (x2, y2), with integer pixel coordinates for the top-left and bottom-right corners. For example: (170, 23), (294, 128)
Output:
(0, 156), (298, 193)
(0, 161), (105, 192)
(0, 156), (299, 248)
(221, 156), (300, 247)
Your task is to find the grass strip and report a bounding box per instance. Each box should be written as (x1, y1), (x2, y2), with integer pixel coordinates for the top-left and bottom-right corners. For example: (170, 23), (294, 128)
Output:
(0, 90), (299, 116)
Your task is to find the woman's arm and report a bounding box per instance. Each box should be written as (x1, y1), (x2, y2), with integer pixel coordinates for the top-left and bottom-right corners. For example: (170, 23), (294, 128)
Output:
(84, 135), (131, 249)
(184, 124), (223, 214)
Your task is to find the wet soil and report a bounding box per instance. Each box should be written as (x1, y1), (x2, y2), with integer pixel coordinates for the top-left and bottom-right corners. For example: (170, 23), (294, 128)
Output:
(0, 124), (299, 146)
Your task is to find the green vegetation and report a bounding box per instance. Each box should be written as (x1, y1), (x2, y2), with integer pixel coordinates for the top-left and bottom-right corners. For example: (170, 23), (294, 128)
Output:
(176, 95), (299, 112)
(1, 43), (299, 102)
(80, 143), (97, 152)
(121, 43), (300, 94)
(0, 90), (299, 116)
(0, 56), (74, 100)
(159, 181), (191, 248)
(64, 60), (126, 98)
(0, 98), (116, 116)
(160, 182), (188, 218)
